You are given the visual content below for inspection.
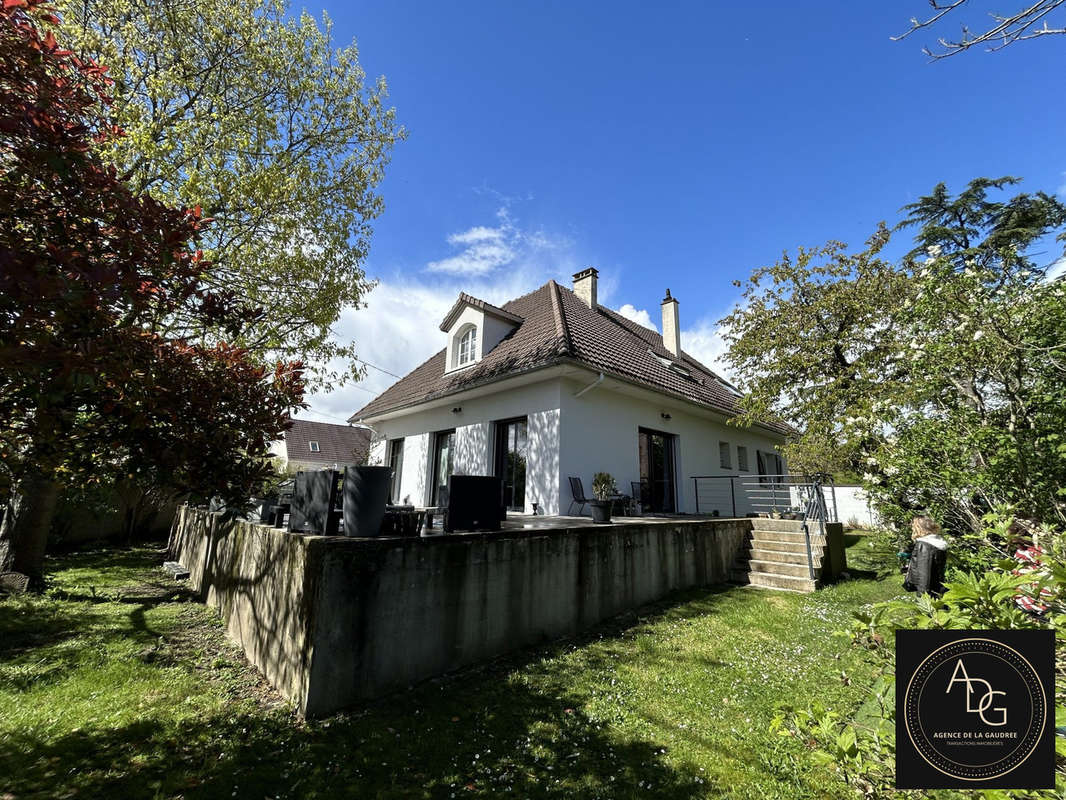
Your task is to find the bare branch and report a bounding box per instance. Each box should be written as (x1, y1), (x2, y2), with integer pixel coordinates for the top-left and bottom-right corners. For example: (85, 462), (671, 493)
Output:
(893, 1), (1065, 58)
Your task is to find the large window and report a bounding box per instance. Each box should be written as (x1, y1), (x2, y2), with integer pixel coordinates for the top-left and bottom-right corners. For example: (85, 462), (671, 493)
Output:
(431, 429), (455, 506)
(757, 450), (784, 483)
(495, 417), (528, 512)
(639, 428), (676, 513)
(457, 325), (477, 366)
(387, 438), (405, 503)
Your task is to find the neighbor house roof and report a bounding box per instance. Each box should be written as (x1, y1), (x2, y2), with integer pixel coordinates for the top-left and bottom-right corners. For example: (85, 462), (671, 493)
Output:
(282, 419), (371, 465)
(351, 281), (790, 435)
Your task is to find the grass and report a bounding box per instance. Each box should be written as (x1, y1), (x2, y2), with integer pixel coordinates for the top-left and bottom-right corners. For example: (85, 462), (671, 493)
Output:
(0, 531), (902, 799)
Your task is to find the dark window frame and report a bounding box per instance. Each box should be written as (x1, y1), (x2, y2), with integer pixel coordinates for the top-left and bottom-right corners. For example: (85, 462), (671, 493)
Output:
(494, 416), (528, 512)
(737, 445), (749, 472)
(431, 429), (456, 506)
(387, 438), (405, 503)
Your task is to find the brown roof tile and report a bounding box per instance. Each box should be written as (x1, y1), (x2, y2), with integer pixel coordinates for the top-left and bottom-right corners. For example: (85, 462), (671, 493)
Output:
(284, 419), (371, 465)
(439, 292), (525, 332)
(350, 282), (789, 435)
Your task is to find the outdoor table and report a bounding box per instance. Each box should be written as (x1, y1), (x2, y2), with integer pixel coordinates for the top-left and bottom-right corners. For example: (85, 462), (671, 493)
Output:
(379, 506), (421, 537)
(416, 506), (445, 534)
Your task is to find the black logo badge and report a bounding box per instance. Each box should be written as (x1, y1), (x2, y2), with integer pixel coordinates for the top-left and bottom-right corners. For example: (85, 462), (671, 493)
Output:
(896, 630), (1054, 789)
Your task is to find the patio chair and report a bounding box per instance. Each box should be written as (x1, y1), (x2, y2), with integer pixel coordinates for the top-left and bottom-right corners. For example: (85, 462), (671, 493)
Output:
(567, 476), (590, 516)
(631, 480), (649, 515)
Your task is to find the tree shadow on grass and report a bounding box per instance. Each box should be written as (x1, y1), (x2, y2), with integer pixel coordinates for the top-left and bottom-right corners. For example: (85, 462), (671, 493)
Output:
(0, 583), (767, 799)
(0, 674), (706, 799)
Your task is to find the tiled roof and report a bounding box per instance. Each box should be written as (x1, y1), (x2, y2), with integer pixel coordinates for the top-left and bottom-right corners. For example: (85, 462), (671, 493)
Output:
(351, 281), (790, 435)
(283, 419), (371, 465)
(439, 292), (525, 332)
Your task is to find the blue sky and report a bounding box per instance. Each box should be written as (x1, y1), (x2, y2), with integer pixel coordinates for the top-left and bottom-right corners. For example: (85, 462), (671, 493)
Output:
(302, 1), (1066, 423)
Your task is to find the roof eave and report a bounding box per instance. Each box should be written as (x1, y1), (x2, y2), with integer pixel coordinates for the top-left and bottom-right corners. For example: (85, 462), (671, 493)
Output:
(438, 293), (525, 332)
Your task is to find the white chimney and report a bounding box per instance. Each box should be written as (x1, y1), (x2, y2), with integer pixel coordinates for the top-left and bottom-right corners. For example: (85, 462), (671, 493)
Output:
(572, 267), (598, 309)
(661, 288), (680, 357)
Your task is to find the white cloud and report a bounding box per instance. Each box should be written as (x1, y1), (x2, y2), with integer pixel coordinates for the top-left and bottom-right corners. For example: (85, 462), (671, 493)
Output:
(615, 303), (658, 331)
(302, 209), (580, 421)
(425, 206), (572, 277)
(425, 239), (516, 276)
(447, 226), (506, 245)
(680, 320), (734, 382)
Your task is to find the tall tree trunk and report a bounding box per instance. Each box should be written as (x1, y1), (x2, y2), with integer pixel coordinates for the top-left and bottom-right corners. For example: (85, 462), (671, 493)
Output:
(0, 470), (60, 584)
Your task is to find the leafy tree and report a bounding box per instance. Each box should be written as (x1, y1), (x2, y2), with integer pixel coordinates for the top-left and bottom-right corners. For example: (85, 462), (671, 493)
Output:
(721, 223), (909, 476)
(53, 0), (404, 389)
(896, 1), (1066, 58)
(722, 178), (1066, 534)
(0, 0), (304, 583)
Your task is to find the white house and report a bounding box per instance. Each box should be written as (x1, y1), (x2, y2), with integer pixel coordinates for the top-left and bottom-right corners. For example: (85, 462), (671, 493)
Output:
(350, 269), (788, 516)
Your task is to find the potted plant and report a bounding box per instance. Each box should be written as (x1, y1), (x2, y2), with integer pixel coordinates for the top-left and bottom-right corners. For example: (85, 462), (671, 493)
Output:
(590, 472), (616, 524)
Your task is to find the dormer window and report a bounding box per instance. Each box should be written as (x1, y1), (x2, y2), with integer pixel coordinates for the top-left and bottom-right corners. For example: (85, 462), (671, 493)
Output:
(457, 325), (477, 366)
(439, 292), (523, 373)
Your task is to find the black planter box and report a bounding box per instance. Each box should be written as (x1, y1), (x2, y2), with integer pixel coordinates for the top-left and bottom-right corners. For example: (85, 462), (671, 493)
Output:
(444, 475), (503, 533)
(289, 470), (340, 536)
(342, 466), (392, 537)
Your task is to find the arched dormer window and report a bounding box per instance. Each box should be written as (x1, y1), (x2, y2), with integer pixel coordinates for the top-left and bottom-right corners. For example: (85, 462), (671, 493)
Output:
(456, 324), (477, 366)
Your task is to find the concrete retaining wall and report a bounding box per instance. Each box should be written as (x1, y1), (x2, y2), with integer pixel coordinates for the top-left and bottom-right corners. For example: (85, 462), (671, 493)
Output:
(169, 507), (750, 717)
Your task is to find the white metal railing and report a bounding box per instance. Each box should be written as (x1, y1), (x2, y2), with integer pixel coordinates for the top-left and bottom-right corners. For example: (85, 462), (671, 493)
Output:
(693, 473), (837, 580)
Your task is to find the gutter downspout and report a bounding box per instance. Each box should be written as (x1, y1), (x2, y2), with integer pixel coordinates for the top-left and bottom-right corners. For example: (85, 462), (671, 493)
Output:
(574, 372), (604, 398)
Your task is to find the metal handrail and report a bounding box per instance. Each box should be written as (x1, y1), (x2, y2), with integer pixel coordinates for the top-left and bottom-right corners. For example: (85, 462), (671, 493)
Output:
(693, 473), (836, 581)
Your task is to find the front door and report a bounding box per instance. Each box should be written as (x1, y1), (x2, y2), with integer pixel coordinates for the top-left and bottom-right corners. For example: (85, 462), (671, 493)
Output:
(431, 429), (455, 506)
(495, 417), (528, 512)
(638, 428), (676, 513)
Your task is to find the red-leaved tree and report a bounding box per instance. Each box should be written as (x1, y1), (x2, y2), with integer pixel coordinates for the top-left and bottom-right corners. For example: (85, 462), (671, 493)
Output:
(0, 0), (305, 582)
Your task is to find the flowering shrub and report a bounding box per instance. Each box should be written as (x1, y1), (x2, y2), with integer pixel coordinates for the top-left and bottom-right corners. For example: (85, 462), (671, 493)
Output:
(771, 522), (1065, 798)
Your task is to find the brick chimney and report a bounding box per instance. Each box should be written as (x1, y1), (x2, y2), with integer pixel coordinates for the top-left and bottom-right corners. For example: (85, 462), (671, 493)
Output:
(572, 267), (598, 309)
(661, 289), (680, 356)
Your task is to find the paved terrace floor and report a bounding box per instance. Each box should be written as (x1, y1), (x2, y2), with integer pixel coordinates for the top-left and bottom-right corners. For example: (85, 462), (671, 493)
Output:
(494, 512), (734, 531)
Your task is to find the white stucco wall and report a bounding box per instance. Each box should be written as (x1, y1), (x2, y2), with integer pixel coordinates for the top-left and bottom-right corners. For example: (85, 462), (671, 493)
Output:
(527, 408), (561, 514)
(362, 373), (786, 518)
(558, 377), (787, 516)
(444, 306), (484, 372)
(833, 485), (880, 528)
(365, 379), (563, 513)
(367, 436), (386, 467)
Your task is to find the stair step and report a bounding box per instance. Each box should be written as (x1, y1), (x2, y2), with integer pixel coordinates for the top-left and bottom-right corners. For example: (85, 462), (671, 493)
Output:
(730, 570), (819, 592)
(749, 518), (809, 532)
(751, 530), (828, 546)
(747, 559), (817, 579)
(749, 547), (822, 566)
(747, 537), (818, 554)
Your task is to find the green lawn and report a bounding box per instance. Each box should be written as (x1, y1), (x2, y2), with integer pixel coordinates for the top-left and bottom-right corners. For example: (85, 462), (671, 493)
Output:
(0, 532), (902, 799)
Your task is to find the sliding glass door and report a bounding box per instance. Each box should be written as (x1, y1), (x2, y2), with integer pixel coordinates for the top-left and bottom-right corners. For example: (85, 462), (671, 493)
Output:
(638, 427), (676, 513)
(495, 417), (528, 512)
(431, 429), (455, 506)
(387, 438), (404, 503)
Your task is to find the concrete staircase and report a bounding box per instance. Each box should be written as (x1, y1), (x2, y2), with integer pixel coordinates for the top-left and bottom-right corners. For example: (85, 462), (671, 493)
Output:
(730, 518), (833, 593)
